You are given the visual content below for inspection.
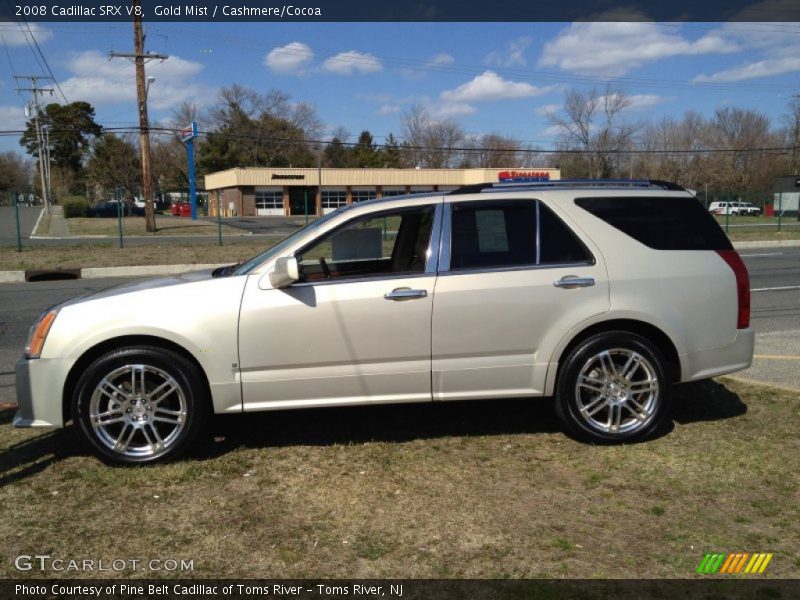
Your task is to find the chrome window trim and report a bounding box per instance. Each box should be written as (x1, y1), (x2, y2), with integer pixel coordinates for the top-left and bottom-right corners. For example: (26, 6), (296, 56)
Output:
(438, 203), (453, 272)
(290, 272), (437, 289)
(425, 202), (444, 275)
(437, 261), (595, 278)
(535, 200), (541, 265)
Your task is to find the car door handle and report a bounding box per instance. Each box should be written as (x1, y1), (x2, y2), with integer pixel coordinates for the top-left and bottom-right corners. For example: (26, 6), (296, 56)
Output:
(384, 288), (428, 301)
(553, 276), (595, 289)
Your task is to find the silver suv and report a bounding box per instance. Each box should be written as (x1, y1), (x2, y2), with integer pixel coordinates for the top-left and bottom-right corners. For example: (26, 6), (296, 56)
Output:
(16, 179), (754, 464)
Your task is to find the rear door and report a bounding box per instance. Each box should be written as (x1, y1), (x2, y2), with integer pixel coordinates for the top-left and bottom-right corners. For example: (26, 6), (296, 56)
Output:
(431, 198), (610, 401)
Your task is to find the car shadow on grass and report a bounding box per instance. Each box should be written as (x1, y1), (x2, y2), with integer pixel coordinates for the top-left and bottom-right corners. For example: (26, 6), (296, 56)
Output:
(194, 397), (564, 461)
(194, 379), (748, 460)
(0, 379), (749, 474)
(671, 379), (748, 424)
(0, 407), (82, 487)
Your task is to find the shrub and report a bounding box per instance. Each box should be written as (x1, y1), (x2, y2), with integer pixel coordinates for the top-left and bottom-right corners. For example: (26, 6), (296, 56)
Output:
(61, 197), (90, 218)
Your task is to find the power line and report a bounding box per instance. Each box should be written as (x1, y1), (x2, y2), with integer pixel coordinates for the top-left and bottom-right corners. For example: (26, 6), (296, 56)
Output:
(0, 30), (17, 78)
(0, 125), (796, 156)
(22, 20), (68, 104)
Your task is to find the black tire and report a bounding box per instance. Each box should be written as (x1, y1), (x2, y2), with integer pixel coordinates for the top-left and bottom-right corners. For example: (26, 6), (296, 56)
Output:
(554, 331), (671, 443)
(71, 345), (209, 465)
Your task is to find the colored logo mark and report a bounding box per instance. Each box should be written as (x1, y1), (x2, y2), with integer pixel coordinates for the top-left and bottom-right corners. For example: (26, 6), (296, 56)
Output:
(696, 553), (773, 575)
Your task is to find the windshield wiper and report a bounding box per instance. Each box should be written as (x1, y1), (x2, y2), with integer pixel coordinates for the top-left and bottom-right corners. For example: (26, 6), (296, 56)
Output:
(212, 262), (242, 278)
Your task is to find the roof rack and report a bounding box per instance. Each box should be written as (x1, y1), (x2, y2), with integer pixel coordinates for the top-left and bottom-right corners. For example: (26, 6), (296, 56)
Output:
(448, 179), (686, 194)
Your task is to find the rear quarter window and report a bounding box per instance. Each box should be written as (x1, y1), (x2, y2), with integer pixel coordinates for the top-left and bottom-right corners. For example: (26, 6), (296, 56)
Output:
(575, 196), (733, 251)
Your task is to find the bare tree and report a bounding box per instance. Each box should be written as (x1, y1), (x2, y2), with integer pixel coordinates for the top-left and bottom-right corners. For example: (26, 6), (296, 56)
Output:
(547, 86), (641, 178)
(400, 104), (465, 168)
(0, 151), (32, 194)
(782, 95), (800, 176)
(638, 111), (706, 189)
(466, 133), (523, 167)
(702, 107), (776, 198)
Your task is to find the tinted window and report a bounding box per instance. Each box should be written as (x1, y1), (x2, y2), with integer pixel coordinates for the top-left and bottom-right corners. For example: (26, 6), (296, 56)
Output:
(451, 201), (536, 269)
(296, 206), (434, 282)
(539, 203), (593, 264)
(575, 196), (733, 251)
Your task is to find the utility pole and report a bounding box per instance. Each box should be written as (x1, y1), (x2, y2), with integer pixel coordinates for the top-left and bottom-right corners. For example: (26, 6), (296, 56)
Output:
(15, 75), (54, 214)
(109, 0), (168, 232)
(43, 125), (51, 203)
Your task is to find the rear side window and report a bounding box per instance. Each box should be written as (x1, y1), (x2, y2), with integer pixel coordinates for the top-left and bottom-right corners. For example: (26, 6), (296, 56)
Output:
(451, 200), (536, 269)
(449, 200), (592, 270)
(539, 203), (593, 265)
(575, 196), (733, 251)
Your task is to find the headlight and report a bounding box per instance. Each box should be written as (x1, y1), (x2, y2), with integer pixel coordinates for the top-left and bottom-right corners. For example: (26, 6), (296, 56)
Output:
(25, 309), (59, 359)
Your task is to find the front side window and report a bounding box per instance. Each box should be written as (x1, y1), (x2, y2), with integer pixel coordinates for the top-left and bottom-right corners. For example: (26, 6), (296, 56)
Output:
(296, 206), (435, 282)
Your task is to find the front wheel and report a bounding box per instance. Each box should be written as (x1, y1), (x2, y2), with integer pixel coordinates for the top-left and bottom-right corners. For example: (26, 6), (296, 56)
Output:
(71, 345), (209, 465)
(555, 331), (671, 443)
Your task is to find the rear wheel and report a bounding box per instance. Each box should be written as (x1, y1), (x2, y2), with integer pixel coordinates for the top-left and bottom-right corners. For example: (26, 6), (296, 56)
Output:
(555, 331), (671, 443)
(71, 345), (209, 465)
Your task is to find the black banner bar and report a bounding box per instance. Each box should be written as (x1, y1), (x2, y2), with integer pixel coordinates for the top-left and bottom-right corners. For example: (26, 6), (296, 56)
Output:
(3, 579), (800, 600)
(2, 0), (800, 22)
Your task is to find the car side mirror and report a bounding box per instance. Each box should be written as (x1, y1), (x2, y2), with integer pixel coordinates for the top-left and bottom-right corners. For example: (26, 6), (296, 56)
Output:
(269, 256), (300, 288)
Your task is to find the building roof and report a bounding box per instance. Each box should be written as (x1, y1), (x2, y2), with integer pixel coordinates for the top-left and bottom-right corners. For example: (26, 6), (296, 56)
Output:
(204, 167), (560, 190)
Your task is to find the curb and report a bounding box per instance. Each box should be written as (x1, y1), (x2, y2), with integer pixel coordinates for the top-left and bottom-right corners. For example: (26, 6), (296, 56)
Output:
(0, 263), (228, 283)
(81, 263), (227, 278)
(0, 271), (25, 283)
(732, 240), (800, 249)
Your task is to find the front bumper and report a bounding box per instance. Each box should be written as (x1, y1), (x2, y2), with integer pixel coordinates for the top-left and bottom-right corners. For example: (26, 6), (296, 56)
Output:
(681, 328), (755, 382)
(13, 357), (70, 428)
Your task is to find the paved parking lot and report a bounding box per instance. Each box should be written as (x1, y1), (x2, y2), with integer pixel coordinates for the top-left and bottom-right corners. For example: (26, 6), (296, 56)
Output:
(737, 248), (800, 390)
(0, 206), (41, 245)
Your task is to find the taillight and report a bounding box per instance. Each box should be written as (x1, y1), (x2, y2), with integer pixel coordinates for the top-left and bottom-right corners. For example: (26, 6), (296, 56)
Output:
(716, 250), (750, 329)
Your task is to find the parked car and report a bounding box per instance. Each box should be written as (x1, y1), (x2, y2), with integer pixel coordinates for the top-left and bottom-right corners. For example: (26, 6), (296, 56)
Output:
(15, 180), (753, 464)
(170, 201), (191, 217)
(87, 201), (144, 218)
(709, 201), (761, 216)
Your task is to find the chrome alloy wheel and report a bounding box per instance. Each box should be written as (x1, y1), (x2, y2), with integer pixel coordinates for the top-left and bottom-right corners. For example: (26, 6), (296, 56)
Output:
(88, 364), (187, 459)
(574, 348), (659, 435)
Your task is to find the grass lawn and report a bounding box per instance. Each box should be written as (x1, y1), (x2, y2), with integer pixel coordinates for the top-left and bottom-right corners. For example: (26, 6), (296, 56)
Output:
(726, 228), (800, 242)
(0, 241), (273, 271)
(1, 378), (797, 579)
(63, 215), (244, 237)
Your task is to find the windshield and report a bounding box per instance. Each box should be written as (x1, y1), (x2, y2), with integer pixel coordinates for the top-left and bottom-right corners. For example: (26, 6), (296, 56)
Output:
(233, 207), (350, 275)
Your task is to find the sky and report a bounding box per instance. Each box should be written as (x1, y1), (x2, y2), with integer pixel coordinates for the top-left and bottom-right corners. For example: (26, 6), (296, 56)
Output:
(0, 20), (799, 155)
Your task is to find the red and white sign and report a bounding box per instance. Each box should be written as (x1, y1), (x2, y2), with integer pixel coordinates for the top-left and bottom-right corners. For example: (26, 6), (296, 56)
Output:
(498, 170), (551, 182)
(181, 122), (198, 143)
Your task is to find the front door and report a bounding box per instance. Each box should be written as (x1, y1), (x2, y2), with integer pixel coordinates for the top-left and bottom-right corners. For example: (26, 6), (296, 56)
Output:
(238, 202), (440, 409)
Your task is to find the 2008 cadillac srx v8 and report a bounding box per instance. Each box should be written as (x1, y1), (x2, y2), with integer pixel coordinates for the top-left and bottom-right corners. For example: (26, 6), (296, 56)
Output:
(16, 180), (754, 464)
